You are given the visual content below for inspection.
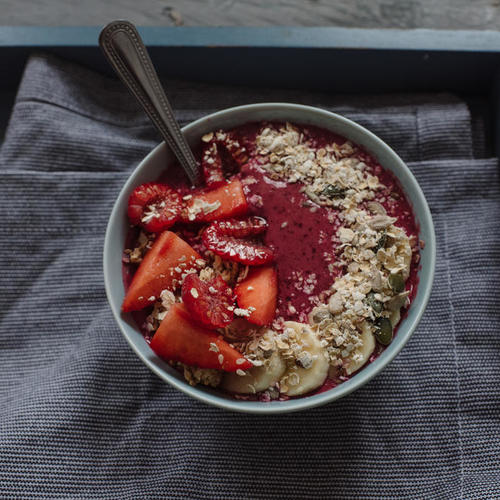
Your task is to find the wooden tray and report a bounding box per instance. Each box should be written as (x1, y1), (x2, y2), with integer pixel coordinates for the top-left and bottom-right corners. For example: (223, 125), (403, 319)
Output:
(1, 26), (500, 150)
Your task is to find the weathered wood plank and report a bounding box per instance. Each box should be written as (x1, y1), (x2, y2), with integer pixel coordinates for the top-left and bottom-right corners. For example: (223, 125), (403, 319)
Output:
(1, 0), (500, 30)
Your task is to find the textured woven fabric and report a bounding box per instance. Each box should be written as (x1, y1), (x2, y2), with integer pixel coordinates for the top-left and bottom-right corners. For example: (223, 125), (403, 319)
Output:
(1, 53), (499, 499)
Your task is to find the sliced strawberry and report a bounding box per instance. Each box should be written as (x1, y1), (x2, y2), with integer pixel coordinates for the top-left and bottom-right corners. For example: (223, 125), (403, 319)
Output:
(150, 303), (252, 371)
(122, 231), (203, 312)
(181, 273), (234, 328)
(202, 217), (274, 266)
(234, 265), (278, 326)
(201, 142), (225, 188)
(128, 182), (182, 232)
(183, 179), (248, 223)
(210, 216), (268, 238)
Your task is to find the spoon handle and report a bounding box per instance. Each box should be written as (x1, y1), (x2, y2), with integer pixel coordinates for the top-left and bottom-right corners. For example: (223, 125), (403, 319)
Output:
(99, 20), (200, 186)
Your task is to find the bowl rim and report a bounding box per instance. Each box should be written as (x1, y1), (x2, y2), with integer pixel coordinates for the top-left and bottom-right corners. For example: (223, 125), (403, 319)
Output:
(103, 102), (436, 414)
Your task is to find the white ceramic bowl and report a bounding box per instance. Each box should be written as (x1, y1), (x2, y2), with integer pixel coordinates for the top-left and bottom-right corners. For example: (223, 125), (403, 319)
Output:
(103, 103), (436, 414)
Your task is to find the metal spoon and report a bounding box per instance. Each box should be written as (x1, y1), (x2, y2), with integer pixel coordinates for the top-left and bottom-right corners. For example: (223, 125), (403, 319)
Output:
(99, 20), (200, 186)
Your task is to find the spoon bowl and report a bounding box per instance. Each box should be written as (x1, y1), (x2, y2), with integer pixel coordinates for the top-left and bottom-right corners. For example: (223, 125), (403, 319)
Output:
(103, 102), (436, 414)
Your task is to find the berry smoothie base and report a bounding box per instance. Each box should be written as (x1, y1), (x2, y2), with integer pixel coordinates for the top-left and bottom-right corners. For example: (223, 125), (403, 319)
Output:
(121, 121), (421, 401)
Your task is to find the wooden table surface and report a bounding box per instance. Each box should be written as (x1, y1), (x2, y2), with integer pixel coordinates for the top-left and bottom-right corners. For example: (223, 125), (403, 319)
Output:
(2, 0), (500, 30)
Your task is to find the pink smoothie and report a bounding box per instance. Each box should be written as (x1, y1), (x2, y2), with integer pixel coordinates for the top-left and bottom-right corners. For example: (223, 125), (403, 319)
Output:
(241, 161), (342, 322)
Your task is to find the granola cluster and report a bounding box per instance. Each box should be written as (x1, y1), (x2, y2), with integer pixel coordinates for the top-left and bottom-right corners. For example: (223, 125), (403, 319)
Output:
(123, 231), (154, 264)
(256, 122), (380, 208)
(181, 363), (222, 388)
(312, 209), (412, 370)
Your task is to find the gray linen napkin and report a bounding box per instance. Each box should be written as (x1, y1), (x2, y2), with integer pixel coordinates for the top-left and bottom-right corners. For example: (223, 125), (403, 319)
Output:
(1, 53), (499, 499)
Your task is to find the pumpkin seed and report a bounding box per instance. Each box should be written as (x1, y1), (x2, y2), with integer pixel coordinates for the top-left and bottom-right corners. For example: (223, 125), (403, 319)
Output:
(312, 308), (331, 323)
(389, 272), (405, 293)
(366, 291), (383, 314)
(374, 317), (393, 345)
(321, 183), (346, 199)
(373, 230), (387, 253)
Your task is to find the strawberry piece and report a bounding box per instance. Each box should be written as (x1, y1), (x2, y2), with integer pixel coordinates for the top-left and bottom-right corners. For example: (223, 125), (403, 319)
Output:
(201, 142), (225, 188)
(150, 303), (252, 371)
(122, 231), (203, 312)
(210, 216), (268, 238)
(202, 217), (274, 266)
(181, 273), (234, 328)
(234, 265), (278, 326)
(128, 182), (182, 233)
(183, 179), (248, 223)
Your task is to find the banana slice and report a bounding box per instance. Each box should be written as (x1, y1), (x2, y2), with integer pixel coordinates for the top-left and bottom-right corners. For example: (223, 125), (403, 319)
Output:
(280, 322), (329, 397)
(344, 321), (376, 375)
(221, 351), (286, 394)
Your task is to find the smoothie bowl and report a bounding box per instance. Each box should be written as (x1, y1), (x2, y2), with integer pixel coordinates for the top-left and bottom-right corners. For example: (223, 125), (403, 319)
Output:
(103, 103), (435, 414)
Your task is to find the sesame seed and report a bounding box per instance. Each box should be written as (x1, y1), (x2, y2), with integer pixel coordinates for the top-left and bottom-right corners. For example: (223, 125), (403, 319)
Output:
(236, 369), (246, 376)
(218, 354), (224, 364)
(236, 358), (246, 365)
(190, 288), (199, 299)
